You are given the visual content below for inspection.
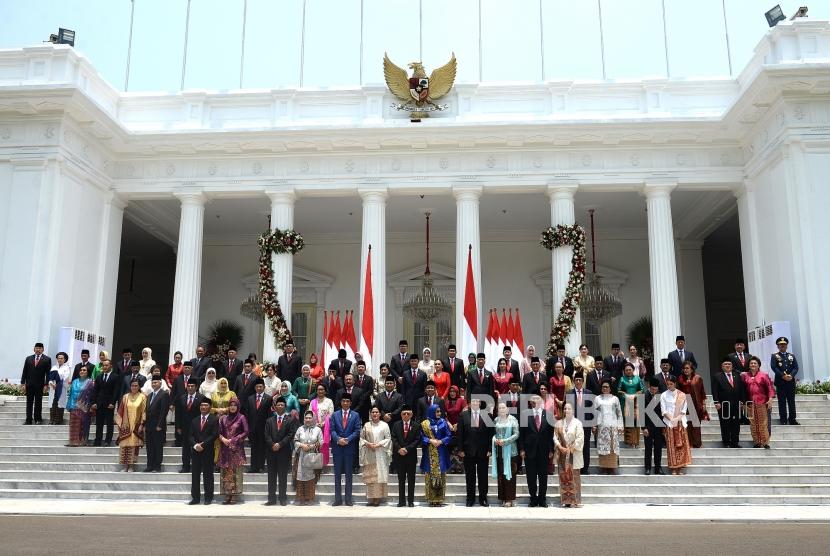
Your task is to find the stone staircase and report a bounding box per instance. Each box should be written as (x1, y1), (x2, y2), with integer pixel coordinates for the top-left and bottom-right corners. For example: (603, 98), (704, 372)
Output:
(1, 395), (829, 505)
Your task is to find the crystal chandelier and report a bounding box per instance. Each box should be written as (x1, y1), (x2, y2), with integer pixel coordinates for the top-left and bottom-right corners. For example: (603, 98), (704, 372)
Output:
(239, 291), (264, 322)
(579, 209), (622, 323)
(404, 211), (452, 323)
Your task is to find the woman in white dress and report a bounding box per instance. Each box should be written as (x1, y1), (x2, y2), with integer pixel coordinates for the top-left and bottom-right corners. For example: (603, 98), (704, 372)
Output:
(418, 347), (436, 378)
(554, 402), (585, 507)
(661, 375), (692, 475)
(360, 406), (392, 506)
(262, 364), (281, 397)
(138, 347), (156, 379)
(141, 365), (170, 396)
(48, 352), (72, 425)
(293, 411), (323, 505)
(627, 344), (649, 380)
(573, 344), (596, 376)
(593, 380), (623, 475)
(199, 368), (219, 398)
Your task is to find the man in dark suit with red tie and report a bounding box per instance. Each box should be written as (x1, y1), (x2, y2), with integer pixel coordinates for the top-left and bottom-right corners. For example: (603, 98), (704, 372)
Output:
(391, 404), (420, 507)
(567, 373), (594, 474)
(20, 342), (51, 425)
(457, 397), (493, 506)
(390, 340), (410, 392)
(247, 378), (272, 473)
(233, 360), (258, 414)
(401, 354), (427, 407)
(604, 343), (627, 384)
(223, 347), (244, 386)
(728, 339), (752, 374)
(189, 400), (219, 505)
(91, 359), (120, 446)
(277, 340), (303, 385)
(711, 357), (745, 448)
(115, 347), (137, 376)
(264, 396), (298, 505)
(328, 349), (352, 380)
(502, 346), (521, 383)
(521, 357), (546, 395)
(519, 394), (554, 507)
(176, 378), (205, 473)
(545, 344), (575, 379)
(443, 344), (467, 392)
(465, 353), (494, 404)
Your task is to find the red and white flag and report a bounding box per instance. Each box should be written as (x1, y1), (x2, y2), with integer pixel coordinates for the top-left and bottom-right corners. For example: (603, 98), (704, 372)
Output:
(507, 308), (517, 358)
(343, 310), (356, 363)
(461, 245), (478, 367)
(488, 309), (501, 372)
(484, 309), (494, 370)
(358, 246), (374, 374)
(321, 310), (330, 370)
(333, 311), (343, 356)
(500, 309), (509, 360)
(514, 308), (526, 360)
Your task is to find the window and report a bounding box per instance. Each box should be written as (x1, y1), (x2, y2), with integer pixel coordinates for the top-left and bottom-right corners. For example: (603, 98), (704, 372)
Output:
(290, 304), (316, 360)
(406, 313), (454, 362)
(583, 321), (602, 359)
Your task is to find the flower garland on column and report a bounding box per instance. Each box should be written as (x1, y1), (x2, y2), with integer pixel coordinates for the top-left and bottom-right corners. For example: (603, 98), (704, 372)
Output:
(258, 228), (304, 351)
(540, 224), (587, 358)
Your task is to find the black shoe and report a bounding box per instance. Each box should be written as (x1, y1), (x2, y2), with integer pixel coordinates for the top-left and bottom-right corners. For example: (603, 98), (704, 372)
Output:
(780, 419), (787, 425)
(178, 467), (190, 473)
(582, 469), (591, 475)
(345, 500), (354, 506)
(264, 501), (277, 506)
(408, 502), (414, 507)
(34, 420), (43, 425)
(188, 499), (200, 505)
(104, 442), (111, 447)
(331, 500), (342, 506)
(764, 444), (771, 449)
(732, 443), (741, 449)
(480, 500), (489, 507)
(142, 468), (153, 473)
(397, 502), (406, 507)
(529, 500), (538, 507)
(539, 502), (549, 508)
(23, 421), (32, 425)
(203, 499), (212, 505)
(151, 469), (160, 473)
(645, 468), (651, 475)
(466, 501), (474, 507)
(790, 420), (800, 425)
(654, 467), (665, 475)
(279, 499), (287, 506)
(92, 441), (101, 446)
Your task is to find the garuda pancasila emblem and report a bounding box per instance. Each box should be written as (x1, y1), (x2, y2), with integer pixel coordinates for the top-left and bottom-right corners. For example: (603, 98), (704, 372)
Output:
(383, 52), (456, 119)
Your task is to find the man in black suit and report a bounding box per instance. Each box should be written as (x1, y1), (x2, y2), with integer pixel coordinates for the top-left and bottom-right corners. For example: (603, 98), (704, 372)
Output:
(189, 400), (219, 504)
(224, 348), (244, 386)
(416, 381), (446, 421)
(328, 349), (352, 380)
(587, 359), (613, 394)
(728, 339), (752, 374)
(603, 343), (627, 383)
(247, 378), (272, 473)
(91, 359), (120, 446)
(175, 378), (205, 473)
(567, 373), (595, 474)
(277, 340), (303, 385)
(712, 357), (745, 448)
(233, 360), (258, 413)
(190, 345), (211, 380)
(502, 346), (520, 383)
(642, 377), (665, 475)
(322, 367), (342, 400)
(115, 347), (137, 376)
(375, 376), (403, 425)
(354, 360), (374, 397)
(20, 342), (51, 424)
(438, 345), (462, 392)
(519, 394), (554, 507)
(667, 335), (698, 377)
(457, 398), (493, 506)
(391, 404), (420, 507)
(264, 397), (298, 505)
(465, 353), (494, 404)
(72, 349), (93, 381)
(144, 375), (170, 472)
(400, 354), (427, 407)
(504, 377), (523, 410)
(171, 362), (195, 403)
(390, 340), (410, 391)
(545, 344), (574, 378)
(655, 358), (675, 393)
(521, 357), (546, 395)
(120, 362), (146, 402)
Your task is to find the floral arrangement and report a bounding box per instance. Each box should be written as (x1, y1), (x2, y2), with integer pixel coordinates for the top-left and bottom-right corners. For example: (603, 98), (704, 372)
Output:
(539, 224), (587, 358)
(258, 228), (305, 351)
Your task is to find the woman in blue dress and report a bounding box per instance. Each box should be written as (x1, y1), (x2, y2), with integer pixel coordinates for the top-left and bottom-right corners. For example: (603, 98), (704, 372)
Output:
(420, 403), (452, 506)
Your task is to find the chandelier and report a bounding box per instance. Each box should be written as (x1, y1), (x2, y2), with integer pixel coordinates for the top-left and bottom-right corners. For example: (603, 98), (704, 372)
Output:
(239, 291), (264, 322)
(579, 209), (622, 323)
(404, 211), (452, 323)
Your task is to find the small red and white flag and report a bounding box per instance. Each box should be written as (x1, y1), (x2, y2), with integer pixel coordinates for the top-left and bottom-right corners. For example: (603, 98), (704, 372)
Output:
(461, 245), (478, 367)
(321, 310), (329, 370)
(343, 310), (357, 363)
(358, 246), (374, 374)
(484, 309), (495, 371)
(514, 308), (526, 362)
(333, 311), (343, 356)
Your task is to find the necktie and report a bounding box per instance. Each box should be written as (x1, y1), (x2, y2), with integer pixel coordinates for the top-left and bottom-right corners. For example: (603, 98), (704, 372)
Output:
(411, 370), (416, 382)
(200, 416), (207, 430)
(342, 411), (348, 428)
(559, 357), (564, 368)
(124, 359), (128, 370)
(727, 373), (734, 387)
(512, 393), (517, 403)
(473, 412), (479, 427)
(359, 376), (364, 387)
(534, 372), (539, 383)
(256, 394), (261, 410)
(680, 350), (685, 361)
(479, 370), (483, 383)
(277, 415), (283, 430)
(577, 389), (583, 407)
(428, 396), (433, 406)
(150, 391), (156, 404)
(187, 395), (193, 410)
(244, 374), (249, 386)
(401, 354), (405, 363)
(103, 373), (108, 382)
(535, 411), (541, 430)
(387, 392), (391, 399)
(739, 353), (745, 366)
(451, 358), (455, 370)
(229, 359), (234, 371)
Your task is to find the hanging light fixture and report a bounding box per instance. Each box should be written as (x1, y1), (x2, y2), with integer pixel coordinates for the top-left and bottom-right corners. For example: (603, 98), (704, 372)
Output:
(239, 290), (264, 322)
(579, 209), (623, 323)
(404, 211), (452, 323)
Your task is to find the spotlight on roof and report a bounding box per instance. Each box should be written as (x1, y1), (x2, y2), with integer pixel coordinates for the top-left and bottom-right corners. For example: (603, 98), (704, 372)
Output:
(789, 6), (809, 20)
(47, 28), (75, 47)
(765, 5), (785, 27)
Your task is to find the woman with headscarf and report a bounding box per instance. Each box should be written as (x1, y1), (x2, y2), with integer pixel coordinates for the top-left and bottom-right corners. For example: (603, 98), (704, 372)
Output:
(627, 344), (649, 380)
(661, 375), (692, 474)
(210, 377), (234, 462)
(310, 383), (333, 468)
(279, 380), (301, 419)
(218, 396), (248, 504)
(491, 401), (520, 507)
(308, 352), (325, 382)
(93, 350), (109, 380)
(262, 364), (281, 397)
(554, 402), (585, 508)
(360, 406), (392, 506)
(65, 365), (94, 446)
(519, 345), (543, 378)
(420, 404), (452, 506)
(48, 351), (72, 425)
(593, 380), (623, 475)
(677, 361), (710, 448)
(138, 347), (156, 379)
(742, 356), (775, 449)
(444, 385), (467, 474)
(198, 368), (218, 397)
(294, 409), (323, 505)
(418, 347), (436, 378)
(114, 379), (147, 472)
(617, 362), (645, 448)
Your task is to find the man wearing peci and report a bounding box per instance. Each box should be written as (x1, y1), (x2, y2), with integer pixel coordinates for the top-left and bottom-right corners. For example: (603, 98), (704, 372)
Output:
(603, 343), (627, 384)
(390, 340), (410, 391)
(443, 344), (467, 391)
(189, 400), (219, 505)
(711, 357), (745, 448)
(91, 359), (120, 446)
(375, 376), (404, 425)
(391, 404), (420, 507)
(520, 394), (554, 507)
(144, 375), (170, 472)
(277, 340), (303, 385)
(457, 398), (493, 507)
(264, 397), (298, 506)
(115, 347), (137, 376)
(465, 353), (494, 404)
(330, 393), (362, 506)
(546, 344), (574, 378)
(175, 378), (205, 473)
(400, 353), (428, 408)
(20, 342), (51, 425)
(728, 339), (752, 374)
(72, 349), (94, 381)
(247, 378), (272, 473)
(667, 335), (698, 377)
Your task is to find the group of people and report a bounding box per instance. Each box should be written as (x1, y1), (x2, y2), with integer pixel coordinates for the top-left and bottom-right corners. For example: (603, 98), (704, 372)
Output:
(17, 332), (801, 507)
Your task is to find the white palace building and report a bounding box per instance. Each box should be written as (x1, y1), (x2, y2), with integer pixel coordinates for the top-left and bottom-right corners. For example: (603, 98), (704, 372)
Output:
(1, 19), (829, 383)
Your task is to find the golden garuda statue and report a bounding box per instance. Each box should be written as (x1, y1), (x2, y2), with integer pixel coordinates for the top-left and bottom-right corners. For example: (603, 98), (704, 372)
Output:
(383, 52), (456, 118)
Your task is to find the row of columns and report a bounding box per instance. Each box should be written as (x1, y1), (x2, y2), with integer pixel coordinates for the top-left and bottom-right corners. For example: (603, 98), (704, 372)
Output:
(166, 182), (683, 365)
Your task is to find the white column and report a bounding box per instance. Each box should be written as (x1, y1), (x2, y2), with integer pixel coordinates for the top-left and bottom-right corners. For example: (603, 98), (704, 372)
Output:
(453, 185), (483, 354)
(359, 187), (387, 373)
(734, 181), (764, 328)
(169, 191), (205, 360)
(93, 193), (126, 354)
(547, 183), (582, 355)
(676, 241), (710, 381)
(263, 189), (296, 362)
(643, 181), (681, 363)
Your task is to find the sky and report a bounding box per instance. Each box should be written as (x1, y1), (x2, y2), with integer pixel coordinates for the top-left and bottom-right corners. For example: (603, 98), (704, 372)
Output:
(1, 0), (828, 92)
